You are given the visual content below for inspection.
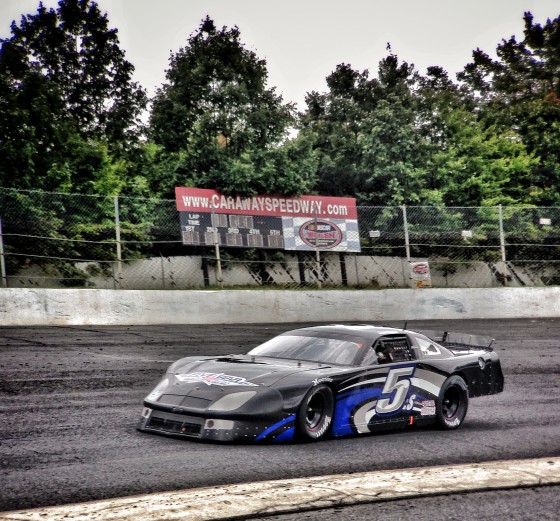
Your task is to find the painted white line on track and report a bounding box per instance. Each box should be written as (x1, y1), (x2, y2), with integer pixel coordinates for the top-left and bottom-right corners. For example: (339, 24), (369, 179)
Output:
(1, 457), (559, 521)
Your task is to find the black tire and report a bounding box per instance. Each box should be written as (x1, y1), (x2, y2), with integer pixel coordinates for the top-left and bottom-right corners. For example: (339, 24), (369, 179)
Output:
(436, 375), (469, 430)
(296, 384), (334, 441)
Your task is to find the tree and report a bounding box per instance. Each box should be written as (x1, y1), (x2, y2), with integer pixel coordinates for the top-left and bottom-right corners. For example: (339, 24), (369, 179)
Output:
(458, 12), (560, 205)
(414, 66), (537, 207)
(358, 54), (431, 205)
(428, 108), (537, 207)
(300, 46), (539, 207)
(300, 53), (432, 205)
(0, 0), (152, 282)
(149, 17), (313, 197)
(0, 0), (147, 191)
(299, 64), (373, 199)
(3, 0), (146, 145)
(0, 53), (69, 190)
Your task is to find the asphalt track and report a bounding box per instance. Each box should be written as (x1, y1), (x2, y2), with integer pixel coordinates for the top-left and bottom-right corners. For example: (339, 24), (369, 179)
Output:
(1, 318), (559, 519)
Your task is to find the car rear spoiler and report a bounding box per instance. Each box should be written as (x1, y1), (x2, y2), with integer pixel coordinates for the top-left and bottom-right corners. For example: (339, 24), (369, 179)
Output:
(419, 330), (495, 352)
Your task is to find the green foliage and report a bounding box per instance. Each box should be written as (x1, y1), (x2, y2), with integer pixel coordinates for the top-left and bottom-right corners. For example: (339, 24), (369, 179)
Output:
(3, 0), (146, 146)
(428, 108), (537, 206)
(300, 20), (552, 209)
(0, 0), (147, 193)
(358, 94), (427, 205)
(0, 1), (154, 279)
(0, 189), (68, 275)
(149, 17), (309, 197)
(458, 12), (560, 205)
(3, 6), (558, 210)
(300, 54), (438, 205)
(300, 63), (377, 200)
(0, 187), (164, 282)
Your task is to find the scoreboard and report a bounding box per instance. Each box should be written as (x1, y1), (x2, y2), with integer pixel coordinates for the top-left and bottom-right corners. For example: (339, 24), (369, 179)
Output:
(176, 187), (361, 252)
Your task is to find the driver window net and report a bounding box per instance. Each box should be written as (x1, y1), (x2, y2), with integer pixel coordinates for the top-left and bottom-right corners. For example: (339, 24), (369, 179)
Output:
(376, 336), (413, 362)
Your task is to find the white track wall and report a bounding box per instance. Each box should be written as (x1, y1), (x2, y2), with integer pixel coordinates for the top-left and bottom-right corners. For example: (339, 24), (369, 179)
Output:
(1, 287), (559, 326)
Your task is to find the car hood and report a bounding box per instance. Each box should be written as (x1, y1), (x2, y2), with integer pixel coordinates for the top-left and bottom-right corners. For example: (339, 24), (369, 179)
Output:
(166, 355), (328, 389)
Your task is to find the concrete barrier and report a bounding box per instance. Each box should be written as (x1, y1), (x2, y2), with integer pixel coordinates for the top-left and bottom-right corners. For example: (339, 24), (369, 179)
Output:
(1, 287), (559, 326)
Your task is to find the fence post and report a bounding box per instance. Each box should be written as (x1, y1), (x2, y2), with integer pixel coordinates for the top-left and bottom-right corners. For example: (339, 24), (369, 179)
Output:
(339, 252), (348, 286)
(297, 252), (306, 286)
(211, 208), (223, 288)
(498, 205), (507, 262)
(114, 196), (123, 286)
(402, 205), (411, 261)
(314, 212), (322, 288)
(160, 253), (166, 289)
(214, 231), (223, 288)
(0, 218), (7, 288)
(315, 250), (322, 288)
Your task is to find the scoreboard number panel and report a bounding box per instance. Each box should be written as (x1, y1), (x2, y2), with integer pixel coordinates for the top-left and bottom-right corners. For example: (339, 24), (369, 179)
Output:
(179, 213), (286, 249)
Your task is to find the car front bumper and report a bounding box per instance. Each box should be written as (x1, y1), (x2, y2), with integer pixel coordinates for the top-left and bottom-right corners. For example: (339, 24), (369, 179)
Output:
(137, 406), (296, 443)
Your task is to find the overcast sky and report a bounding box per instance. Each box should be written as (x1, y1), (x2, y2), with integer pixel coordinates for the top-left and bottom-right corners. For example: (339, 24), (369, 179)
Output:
(2, 0), (559, 110)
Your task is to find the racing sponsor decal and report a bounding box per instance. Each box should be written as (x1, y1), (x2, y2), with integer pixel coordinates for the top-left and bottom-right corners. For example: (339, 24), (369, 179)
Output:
(312, 377), (334, 386)
(313, 415), (332, 439)
(420, 400), (436, 416)
(299, 219), (342, 249)
(176, 372), (258, 387)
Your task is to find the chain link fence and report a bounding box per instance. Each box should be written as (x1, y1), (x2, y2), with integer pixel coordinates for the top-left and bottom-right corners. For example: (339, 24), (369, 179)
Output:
(1, 188), (558, 289)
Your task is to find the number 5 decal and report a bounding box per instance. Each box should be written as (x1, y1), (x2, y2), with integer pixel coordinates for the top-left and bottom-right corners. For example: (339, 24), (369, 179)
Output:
(375, 366), (415, 414)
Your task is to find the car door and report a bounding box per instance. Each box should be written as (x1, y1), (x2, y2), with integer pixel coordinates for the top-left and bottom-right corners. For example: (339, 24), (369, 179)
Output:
(332, 334), (422, 436)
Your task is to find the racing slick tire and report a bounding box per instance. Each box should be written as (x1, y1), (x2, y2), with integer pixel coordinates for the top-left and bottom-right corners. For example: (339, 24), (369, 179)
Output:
(436, 375), (469, 430)
(296, 384), (334, 441)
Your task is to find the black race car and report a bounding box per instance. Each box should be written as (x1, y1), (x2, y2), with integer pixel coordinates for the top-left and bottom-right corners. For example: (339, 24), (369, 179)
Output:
(137, 324), (504, 443)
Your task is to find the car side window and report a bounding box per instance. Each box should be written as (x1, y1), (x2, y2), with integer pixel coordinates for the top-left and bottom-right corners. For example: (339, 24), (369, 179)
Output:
(362, 335), (414, 365)
(414, 335), (443, 357)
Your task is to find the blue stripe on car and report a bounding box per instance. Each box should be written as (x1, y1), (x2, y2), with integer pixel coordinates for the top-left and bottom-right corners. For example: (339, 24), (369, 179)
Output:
(255, 415), (296, 442)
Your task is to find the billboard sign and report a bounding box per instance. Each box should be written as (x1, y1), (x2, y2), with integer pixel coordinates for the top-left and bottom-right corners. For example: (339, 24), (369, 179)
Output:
(175, 187), (361, 252)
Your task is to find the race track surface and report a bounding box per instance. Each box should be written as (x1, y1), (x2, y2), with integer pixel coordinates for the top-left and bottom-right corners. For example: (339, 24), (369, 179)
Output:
(1, 318), (559, 514)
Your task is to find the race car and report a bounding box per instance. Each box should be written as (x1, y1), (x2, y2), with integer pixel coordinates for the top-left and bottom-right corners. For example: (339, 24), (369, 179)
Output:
(137, 324), (504, 443)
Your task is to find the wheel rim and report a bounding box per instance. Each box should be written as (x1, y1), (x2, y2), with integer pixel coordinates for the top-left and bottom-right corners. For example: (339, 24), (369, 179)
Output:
(442, 387), (461, 419)
(306, 393), (326, 430)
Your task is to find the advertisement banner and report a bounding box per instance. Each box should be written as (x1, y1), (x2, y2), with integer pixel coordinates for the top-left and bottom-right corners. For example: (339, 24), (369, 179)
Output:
(175, 187), (361, 252)
(410, 261), (432, 288)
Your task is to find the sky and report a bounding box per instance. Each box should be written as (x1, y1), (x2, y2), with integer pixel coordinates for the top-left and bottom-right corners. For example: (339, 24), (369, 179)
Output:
(2, 0), (559, 110)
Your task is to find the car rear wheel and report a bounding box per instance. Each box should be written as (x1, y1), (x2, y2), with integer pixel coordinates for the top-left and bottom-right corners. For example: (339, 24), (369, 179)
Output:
(296, 384), (334, 441)
(436, 375), (468, 430)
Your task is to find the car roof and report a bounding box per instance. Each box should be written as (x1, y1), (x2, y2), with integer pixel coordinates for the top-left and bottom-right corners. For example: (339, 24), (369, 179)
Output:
(286, 324), (409, 342)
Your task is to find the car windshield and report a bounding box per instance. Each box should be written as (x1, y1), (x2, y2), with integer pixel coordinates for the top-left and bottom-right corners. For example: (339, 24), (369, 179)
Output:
(247, 334), (363, 365)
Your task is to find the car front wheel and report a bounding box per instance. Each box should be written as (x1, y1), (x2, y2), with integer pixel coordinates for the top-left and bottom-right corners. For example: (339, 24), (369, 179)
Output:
(436, 375), (469, 430)
(296, 384), (334, 441)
